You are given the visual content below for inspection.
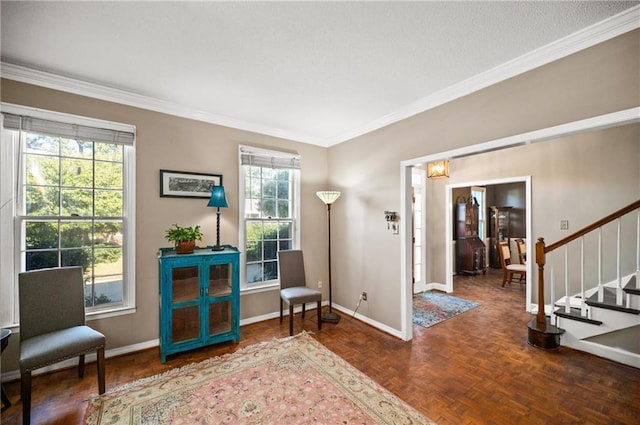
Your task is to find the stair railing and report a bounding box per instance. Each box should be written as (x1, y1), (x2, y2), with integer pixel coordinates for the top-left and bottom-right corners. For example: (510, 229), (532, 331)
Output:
(534, 200), (640, 329)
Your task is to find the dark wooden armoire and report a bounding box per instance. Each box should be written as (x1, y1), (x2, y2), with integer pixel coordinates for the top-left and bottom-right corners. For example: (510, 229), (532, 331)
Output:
(455, 197), (487, 275)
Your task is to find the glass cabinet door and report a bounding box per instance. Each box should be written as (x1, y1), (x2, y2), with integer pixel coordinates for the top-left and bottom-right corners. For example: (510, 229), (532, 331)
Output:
(209, 301), (232, 336)
(207, 263), (232, 337)
(170, 266), (200, 344)
(208, 263), (232, 296)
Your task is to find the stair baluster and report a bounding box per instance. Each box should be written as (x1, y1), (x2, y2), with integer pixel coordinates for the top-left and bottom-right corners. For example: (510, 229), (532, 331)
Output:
(529, 199), (640, 351)
(598, 227), (603, 303)
(617, 219), (623, 305)
(564, 246), (570, 315)
(580, 237), (587, 317)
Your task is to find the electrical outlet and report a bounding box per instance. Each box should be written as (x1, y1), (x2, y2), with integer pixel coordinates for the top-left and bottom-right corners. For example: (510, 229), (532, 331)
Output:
(361, 291), (367, 301)
(318, 281), (323, 288)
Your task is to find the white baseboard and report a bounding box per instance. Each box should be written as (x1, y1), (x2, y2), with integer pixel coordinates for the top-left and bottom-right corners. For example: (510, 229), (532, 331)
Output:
(239, 301), (329, 326)
(425, 282), (448, 292)
(332, 303), (403, 339)
(561, 334), (640, 369)
(1, 301), (402, 382)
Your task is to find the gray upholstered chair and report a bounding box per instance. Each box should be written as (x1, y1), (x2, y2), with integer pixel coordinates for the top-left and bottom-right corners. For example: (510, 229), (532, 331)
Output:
(18, 266), (105, 425)
(277, 250), (322, 336)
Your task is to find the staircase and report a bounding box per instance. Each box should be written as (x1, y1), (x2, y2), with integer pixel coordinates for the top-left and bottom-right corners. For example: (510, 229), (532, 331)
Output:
(531, 200), (640, 368)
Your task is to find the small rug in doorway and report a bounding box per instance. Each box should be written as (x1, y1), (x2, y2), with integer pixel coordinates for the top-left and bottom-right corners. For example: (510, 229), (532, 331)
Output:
(413, 291), (480, 328)
(84, 332), (434, 425)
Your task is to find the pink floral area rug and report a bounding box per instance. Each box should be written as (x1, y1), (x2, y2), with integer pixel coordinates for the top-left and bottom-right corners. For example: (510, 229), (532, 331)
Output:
(84, 332), (434, 424)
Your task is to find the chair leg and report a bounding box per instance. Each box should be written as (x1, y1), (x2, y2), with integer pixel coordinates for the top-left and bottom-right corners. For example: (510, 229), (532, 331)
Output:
(301, 303), (306, 318)
(1, 380), (11, 409)
(78, 354), (85, 378)
(289, 304), (294, 336)
(21, 371), (31, 425)
(502, 270), (508, 287)
(97, 347), (106, 394)
(279, 298), (283, 323)
(317, 300), (322, 331)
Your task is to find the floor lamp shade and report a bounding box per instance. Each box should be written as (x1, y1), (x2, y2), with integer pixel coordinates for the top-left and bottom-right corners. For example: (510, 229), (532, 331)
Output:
(317, 191), (341, 324)
(207, 185), (229, 251)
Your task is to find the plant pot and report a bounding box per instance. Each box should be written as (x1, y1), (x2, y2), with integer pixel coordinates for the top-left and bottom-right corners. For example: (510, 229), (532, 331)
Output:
(175, 240), (196, 254)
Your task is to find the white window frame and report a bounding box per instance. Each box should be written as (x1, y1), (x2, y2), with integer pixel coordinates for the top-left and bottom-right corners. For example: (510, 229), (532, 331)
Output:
(471, 186), (486, 242)
(238, 145), (300, 292)
(0, 103), (136, 327)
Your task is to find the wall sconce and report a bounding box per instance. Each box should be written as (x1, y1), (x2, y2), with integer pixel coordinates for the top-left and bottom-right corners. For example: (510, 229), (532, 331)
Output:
(427, 160), (449, 178)
(384, 211), (399, 234)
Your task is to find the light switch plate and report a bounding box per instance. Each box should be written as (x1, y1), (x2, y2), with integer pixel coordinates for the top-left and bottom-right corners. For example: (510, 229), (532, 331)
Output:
(560, 220), (569, 230)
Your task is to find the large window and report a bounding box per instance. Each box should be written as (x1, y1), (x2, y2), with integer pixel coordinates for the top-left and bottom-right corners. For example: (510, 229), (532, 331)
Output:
(239, 146), (300, 290)
(1, 106), (136, 325)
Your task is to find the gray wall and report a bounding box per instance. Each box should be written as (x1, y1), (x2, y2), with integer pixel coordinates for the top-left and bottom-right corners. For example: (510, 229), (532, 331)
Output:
(0, 79), (331, 372)
(326, 30), (639, 329)
(0, 29), (638, 372)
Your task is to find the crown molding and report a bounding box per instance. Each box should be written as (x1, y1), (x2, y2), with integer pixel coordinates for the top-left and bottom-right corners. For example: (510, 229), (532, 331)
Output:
(0, 63), (321, 145)
(328, 5), (640, 146)
(2, 5), (638, 147)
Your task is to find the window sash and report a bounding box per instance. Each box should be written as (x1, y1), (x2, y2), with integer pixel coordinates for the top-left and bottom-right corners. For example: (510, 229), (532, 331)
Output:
(1, 105), (136, 326)
(239, 146), (300, 290)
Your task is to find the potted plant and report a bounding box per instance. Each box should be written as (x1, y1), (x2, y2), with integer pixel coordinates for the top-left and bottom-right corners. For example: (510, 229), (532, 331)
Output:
(165, 224), (203, 254)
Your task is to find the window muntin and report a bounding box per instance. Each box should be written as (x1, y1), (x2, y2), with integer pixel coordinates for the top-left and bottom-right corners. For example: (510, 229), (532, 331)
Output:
(20, 133), (125, 309)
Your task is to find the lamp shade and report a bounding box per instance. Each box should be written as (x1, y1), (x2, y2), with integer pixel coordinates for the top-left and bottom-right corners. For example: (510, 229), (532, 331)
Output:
(316, 191), (341, 205)
(207, 185), (229, 208)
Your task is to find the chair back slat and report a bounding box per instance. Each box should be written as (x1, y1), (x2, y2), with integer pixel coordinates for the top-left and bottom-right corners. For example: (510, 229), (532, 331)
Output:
(499, 242), (511, 265)
(278, 250), (306, 289)
(19, 266), (86, 341)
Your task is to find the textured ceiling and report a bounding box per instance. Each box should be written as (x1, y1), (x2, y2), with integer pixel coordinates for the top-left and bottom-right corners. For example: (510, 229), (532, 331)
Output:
(1, 1), (638, 146)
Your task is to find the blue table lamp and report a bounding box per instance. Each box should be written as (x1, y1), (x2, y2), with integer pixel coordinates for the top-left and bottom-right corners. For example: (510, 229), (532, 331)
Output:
(207, 185), (229, 251)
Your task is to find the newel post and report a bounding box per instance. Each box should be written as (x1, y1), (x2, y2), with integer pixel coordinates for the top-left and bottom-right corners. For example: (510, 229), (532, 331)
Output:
(527, 236), (563, 349)
(535, 237), (547, 325)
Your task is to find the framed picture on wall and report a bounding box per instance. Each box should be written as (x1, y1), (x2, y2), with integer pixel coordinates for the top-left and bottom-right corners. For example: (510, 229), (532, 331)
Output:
(159, 169), (223, 198)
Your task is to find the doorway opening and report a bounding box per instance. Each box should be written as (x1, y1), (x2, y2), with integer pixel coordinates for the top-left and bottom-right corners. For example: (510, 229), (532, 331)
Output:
(398, 107), (638, 342)
(449, 179), (530, 300)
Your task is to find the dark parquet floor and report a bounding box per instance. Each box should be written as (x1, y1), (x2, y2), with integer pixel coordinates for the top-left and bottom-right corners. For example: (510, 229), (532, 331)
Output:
(1, 268), (639, 424)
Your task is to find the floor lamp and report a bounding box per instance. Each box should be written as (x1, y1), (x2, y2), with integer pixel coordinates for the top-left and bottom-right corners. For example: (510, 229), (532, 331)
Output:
(317, 190), (341, 323)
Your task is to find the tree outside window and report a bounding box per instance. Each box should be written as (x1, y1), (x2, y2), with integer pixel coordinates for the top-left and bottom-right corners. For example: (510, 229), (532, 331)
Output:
(21, 133), (124, 308)
(240, 147), (299, 288)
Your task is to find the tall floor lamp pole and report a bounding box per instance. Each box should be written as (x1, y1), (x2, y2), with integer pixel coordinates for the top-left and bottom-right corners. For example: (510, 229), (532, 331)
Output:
(317, 191), (341, 323)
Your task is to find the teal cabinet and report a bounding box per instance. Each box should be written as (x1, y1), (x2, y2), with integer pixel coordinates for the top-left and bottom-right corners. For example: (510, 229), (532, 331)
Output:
(158, 246), (240, 362)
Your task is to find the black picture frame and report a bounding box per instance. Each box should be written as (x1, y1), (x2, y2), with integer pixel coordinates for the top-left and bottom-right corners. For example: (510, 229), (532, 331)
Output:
(159, 169), (223, 199)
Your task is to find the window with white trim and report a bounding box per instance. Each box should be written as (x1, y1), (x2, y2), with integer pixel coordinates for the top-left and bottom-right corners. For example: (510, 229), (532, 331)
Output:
(1, 106), (136, 326)
(471, 186), (486, 241)
(239, 146), (300, 290)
